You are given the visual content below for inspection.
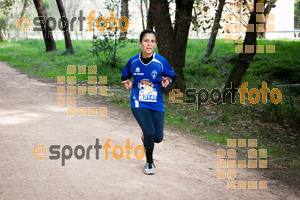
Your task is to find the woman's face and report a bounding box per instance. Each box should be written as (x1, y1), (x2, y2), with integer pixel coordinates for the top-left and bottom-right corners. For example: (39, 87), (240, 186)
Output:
(139, 33), (157, 56)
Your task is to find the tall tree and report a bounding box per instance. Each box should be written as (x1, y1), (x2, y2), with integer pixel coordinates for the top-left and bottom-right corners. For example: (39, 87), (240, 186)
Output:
(151, 0), (195, 90)
(0, 14), (8, 41)
(146, 0), (153, 29)
(144, 0), (148, 13)
(222, 0), (263, 102)
(15, 0), (29, 41)
(205, 0), (226, 58)
(120, 0), (128, 39)
(66, 0), (80, 40)
(33, 0), (56, 51)
(295, 0), (300, 29)
(140, 0), (145, 30)
(258, 0), (277, 38)
(140, 0), (149, 30)
(55, 0), (73, 52)
(0, 0), (15, 42)
(192, 6), (199, 38)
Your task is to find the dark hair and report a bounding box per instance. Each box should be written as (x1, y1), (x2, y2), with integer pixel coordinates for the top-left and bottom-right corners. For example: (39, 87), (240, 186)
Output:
(139, 29), (157, 42)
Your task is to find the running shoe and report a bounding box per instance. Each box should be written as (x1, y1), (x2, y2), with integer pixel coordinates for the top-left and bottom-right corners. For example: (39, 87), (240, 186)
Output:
(143, 162), (155, 175)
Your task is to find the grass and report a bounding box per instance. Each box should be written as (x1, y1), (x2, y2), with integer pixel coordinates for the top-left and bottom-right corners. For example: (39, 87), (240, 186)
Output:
(0, 38), (299, 169)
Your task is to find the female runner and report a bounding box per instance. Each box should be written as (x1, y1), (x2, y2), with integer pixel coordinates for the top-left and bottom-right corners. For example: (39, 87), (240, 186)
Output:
(121, 29), (176, 175)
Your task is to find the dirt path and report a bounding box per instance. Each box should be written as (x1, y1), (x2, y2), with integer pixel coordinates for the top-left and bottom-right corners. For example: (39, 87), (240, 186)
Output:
(0, 62), (299, 200)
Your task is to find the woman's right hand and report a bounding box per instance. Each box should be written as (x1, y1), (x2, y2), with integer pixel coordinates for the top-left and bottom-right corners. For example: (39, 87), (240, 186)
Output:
(122, 79), (132, 89)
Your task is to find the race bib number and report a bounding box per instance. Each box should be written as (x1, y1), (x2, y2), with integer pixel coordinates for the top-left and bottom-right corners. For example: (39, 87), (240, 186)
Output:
(139, 90), (157, 102)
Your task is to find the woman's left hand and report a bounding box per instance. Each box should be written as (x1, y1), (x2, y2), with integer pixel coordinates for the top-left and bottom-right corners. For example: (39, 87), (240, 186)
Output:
(162, 76), (170, 88)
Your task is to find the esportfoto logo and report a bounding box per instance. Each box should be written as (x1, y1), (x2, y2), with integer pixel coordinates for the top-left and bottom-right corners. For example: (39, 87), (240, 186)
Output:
(169, 81), (282, 109)
(17, 10), (129, 33)
(33, 138), (145, 166)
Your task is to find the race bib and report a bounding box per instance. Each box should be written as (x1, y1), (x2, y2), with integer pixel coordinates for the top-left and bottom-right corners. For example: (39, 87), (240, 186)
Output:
(139, 90), (157, 102)
(138, 79), (157, 102)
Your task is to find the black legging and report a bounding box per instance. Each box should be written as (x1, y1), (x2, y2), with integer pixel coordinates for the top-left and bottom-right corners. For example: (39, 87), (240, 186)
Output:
(131, 107), (164, 150)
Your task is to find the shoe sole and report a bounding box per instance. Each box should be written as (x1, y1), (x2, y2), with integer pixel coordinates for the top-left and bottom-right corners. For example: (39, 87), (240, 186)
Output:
(143, 171), (154, 175)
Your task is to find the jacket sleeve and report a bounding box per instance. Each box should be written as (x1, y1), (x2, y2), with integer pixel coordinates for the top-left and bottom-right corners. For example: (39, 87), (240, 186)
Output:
(121, 59), (133, 81)
(162, 59), (176, 84)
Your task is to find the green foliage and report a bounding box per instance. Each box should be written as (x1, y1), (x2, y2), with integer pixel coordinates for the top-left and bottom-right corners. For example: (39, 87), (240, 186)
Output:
(184, 63), (220, 77)
(0, 0), (13, 41)
(0, 13), (7, 29)
(91, 31), (125, 68)
(185, 39), (300, 85)
(248, 40), (300, 83)
(0, 13), (7, 41)
(0, 39), (123, 85)
(218, 112), (230, 123)
(90, 0), (134, 68)
(261, 88), (300, 127)
(202, 134), (227, 144)
(0, 0), (15, 14)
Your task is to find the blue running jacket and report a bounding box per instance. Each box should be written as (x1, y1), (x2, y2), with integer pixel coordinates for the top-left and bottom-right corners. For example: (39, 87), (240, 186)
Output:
(121, 52), (176, 112)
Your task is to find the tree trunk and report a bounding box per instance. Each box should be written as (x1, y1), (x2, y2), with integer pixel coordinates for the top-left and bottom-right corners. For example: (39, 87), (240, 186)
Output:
(56, 0), (73, 52)
(152, 0), (194, 91)
(222, 0), (260, 102)
(4, 29), (8, 40)
(258, 0), (277, 38)
(140, 0), (145, 30)
(204, 0), (225, 58)
(15, 0), (29, 41)
(144, 0), (148, 13)
(146, 0), (153, 29)
(21, 0), (29, 19)
(75, 22), (79, 40)
(193, 7), (199, 38)
(0, 21), (7, 41)
(33, 0), (56, 51)
(81, 29), (84, 40)
(120, 0), (128, 39)
(7, 12), (11, 42)
(24, 29), (27, 39)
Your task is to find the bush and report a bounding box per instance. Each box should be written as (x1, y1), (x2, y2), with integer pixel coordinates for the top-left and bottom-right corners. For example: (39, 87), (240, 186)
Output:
(90, 31), (126, 68)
